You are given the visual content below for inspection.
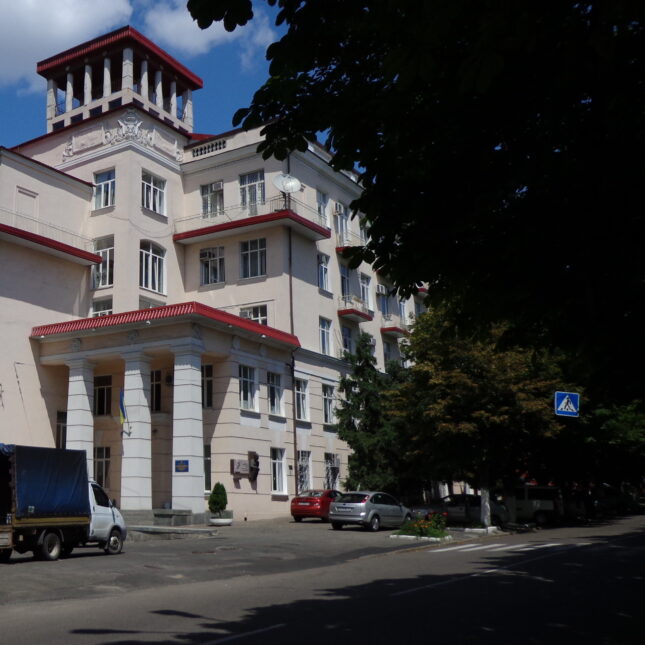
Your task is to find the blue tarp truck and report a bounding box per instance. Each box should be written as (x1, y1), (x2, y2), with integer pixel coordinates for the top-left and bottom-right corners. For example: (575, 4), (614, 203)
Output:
(0, 444), (127, 562)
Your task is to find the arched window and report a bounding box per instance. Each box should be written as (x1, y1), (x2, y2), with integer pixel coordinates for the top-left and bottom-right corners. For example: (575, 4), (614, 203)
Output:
(139, 241), (165, 293)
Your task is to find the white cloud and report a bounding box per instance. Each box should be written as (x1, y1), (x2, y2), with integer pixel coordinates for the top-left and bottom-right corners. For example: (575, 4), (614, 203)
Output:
(142, 0), (241, 57)
(141, 1), (275, 69)
(0, 0), (133, 91)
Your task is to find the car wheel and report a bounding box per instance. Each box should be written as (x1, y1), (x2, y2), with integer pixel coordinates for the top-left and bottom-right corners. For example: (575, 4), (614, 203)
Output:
(39, 531), (62, 561)
(331, 522), (343, 530)
(293, 516), (303, 522)
(104, 528), (123, 555)
(367, 515), (380, 532)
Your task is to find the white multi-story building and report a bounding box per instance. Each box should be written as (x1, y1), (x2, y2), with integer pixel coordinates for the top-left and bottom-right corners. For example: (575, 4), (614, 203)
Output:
(0, 27), (425, 521)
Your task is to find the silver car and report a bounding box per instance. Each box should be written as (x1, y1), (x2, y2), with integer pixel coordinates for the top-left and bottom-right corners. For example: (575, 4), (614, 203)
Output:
(328, 491), (412, 531)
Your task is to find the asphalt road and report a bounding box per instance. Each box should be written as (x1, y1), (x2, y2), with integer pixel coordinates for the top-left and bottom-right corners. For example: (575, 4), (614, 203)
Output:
(1, 514), (643, 644)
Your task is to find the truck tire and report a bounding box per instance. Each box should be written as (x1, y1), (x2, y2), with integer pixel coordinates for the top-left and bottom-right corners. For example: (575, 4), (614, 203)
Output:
(39, 531), (62, 561)
(0, 549), (11, 563)
(104, 528), (123, 555)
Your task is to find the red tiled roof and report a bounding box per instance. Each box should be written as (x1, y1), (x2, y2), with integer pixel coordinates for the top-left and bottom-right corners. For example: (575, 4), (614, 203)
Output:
(31, 301), (300, 349)
(36, 26), (203, 90)
(0, 223), (101, 266)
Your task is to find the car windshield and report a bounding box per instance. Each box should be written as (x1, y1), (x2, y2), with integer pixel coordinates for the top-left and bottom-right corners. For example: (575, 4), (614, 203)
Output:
(336, 493), (369, 503)
(299, 490), (324, 498)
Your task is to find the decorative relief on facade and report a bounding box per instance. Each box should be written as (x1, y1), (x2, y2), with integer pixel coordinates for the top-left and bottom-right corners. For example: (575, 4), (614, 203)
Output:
(127, 330), (140, 343)
(191, 323), (202, 340)
(232, 336), (241, 350)
(62, 126), (106, 161)
(70, 338), (82, 352)
(259, 345), (267, 357)
(105, 110), (153, 147)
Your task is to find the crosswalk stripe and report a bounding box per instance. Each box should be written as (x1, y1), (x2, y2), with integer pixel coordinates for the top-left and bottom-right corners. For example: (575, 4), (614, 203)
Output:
(431, 544), (484, 552)
(458, 543), (505, 551)
(489, 543), (529, 551)
(515, 542), (561, 551)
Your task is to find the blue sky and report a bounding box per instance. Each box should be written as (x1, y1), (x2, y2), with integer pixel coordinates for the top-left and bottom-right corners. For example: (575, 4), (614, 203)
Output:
(0, 0), (281, 148)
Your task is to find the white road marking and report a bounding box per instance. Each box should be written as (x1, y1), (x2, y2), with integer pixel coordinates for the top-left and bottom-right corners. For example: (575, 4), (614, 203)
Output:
(202, 624), (286, 644)
(457, 543), (505, 551)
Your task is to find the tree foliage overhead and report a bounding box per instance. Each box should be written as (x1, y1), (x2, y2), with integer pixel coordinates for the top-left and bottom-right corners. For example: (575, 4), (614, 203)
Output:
(188, 1), (645, 401)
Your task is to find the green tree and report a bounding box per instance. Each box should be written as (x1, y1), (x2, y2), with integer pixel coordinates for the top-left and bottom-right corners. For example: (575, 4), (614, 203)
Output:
(336, 333), (407, 493)
(395, 307), (572, 524)
(188, 1), (645, 402)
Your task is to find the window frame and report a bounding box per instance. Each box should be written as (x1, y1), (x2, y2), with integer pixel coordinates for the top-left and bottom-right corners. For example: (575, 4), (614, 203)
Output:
(92, 236), (114, 289)
(93, 446), (111, 489)
(319, 317), (332, 356)
(322, 384), (335, 425)
(239, 364), (257, 411)
(240, 304), (268, 325)
(91, 298), (113, 317)
(200, 246), (225, 286)
(317, 253), (330, 291)
(240, 238), (267, 279)
(141, 171), (166, 215)
(267, 372), (283, 416)
(360, 273), (371, 308)
(297, 450), (312, 492)
(341, 325), (353, 355)
(139, 240), (166, 294)
(201, 182), (224, 217)
(201, 364), (213, 409)
(270, 447), (287, 494)
(316, 190), (329, 224)
(240, 170), (265, 215)
(294, 378), (308, 421)
(150, 369), (162, 412)
(93, 375), (112, 416)
(94, 169), (115, 210)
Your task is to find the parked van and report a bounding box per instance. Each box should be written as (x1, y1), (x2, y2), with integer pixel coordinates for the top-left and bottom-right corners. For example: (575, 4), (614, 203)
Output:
(513, 485), (563, 525)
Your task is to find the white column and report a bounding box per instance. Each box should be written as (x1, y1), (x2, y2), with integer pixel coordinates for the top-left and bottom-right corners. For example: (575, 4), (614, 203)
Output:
(154, 69), (163, 108)
(66, 359), (94, 478)
(140, 60), (149, 100)
(182, 89), (193, 129)
(170, 80), (177, 116)
(120, 352), (153, 510)
(65, 71), (74, 112)
(121, 47), (133, 91)
(103, 57), (111, 98)
(83, 64), (92, 105)
(46, 79), (57, 121)
(171, 341), (205, 513)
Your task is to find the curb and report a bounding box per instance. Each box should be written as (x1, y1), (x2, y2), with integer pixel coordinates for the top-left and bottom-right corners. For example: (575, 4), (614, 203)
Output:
(128, 526), (219, 542)
(389, 534), (454, 544)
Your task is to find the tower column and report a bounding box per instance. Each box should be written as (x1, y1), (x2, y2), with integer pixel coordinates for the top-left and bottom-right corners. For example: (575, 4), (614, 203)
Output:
(182, 89), (193, 129)
(121, 47), (133, 91)
(140, 60), (149, 100)
(46, 79), (57, 121)
(170, 80), (177, 117)
(65, 71), (74, 112)
(83, 64), (92, 105)
(103, 57), (111, 98)
(155, 70), (163, 108)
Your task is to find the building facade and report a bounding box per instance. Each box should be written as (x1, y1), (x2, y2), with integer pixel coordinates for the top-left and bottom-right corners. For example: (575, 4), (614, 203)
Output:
(0, 27), (424, 520)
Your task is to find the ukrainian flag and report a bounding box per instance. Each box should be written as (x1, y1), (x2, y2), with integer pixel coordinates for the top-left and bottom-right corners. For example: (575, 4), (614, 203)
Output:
(119, 389), (127, 425)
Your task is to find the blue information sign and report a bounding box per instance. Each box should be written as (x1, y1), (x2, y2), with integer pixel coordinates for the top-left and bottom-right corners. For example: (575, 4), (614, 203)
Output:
(174, 459), (189, 473)
(554, 391), (580, 417)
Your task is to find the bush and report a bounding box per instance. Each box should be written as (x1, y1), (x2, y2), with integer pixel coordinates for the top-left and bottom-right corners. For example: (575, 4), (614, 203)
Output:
(208, 482), (228, 516)
(396, 514), (447, 538)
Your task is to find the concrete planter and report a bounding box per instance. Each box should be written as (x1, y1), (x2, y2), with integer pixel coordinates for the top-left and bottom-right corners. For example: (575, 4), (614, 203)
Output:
(208, 510), (233, 526)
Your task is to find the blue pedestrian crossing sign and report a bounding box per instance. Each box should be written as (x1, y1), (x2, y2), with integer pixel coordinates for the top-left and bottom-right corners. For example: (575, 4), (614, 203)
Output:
(555, 391), (580, 417)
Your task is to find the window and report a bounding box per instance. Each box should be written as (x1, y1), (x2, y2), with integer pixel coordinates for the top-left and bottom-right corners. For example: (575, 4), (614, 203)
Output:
(200, 246), (225, 285)
(399, 300), (406, 321)
(240, 304), (268, 325)
(271, 447), (286, 493)
(360, 273), (371, 307)
(340, 265), (350, 298)
(94, 170), (115, 209)
(91, 298), (113, 317)
(239, 365), (257, 411)
(359, 219), (369, 243)
(341, 326), (353, 355)
(415, 300), (426, 317)
(139, 241), (165, 293)
(324, 453), (340, 489)
(335, 203), (349, 244)
(267, 372), (283, 416)
(319, 317), (332, 355)
(323, 384), (335, 424)
(240, 170), (265, 215)
(204, 444), (212, 492)
(201, 182), (223, 216)
(240, 238), (266, 278)
(297, 450), (311, 492)
(56, 411), (67, 449)
(141, 171), (165, 214)
(316, 190), (329, 224)
(378, 292), (390, 316)
(93, 236), (114, 289)
(139, 297), (163, 309)
(317, 253), (329, 291)
(150, 369), (161, 412)
(384, 340), (394, 364)
(94, 447), (111, 489)
(93, 375), (112, 416)
(294, 378), (308, 421)
(201, 364), (213, 409)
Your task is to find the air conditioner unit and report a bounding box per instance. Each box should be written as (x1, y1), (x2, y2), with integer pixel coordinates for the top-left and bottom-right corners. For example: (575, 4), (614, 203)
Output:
(376, 284), (388, 295)
(334, 203), (345, 214)
(367, 336), (377, 347)
(211, 180), (223, 191)
(239, 309), (251, 319)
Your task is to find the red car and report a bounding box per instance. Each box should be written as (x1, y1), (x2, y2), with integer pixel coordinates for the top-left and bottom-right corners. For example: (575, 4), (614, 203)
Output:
(291, 489), (342, 522)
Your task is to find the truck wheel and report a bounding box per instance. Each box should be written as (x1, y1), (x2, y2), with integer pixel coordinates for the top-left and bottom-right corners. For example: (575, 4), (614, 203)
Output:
(104, 528), (123, 555)
(40, 531), (62, 561)
(0, 549), (11, 563)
